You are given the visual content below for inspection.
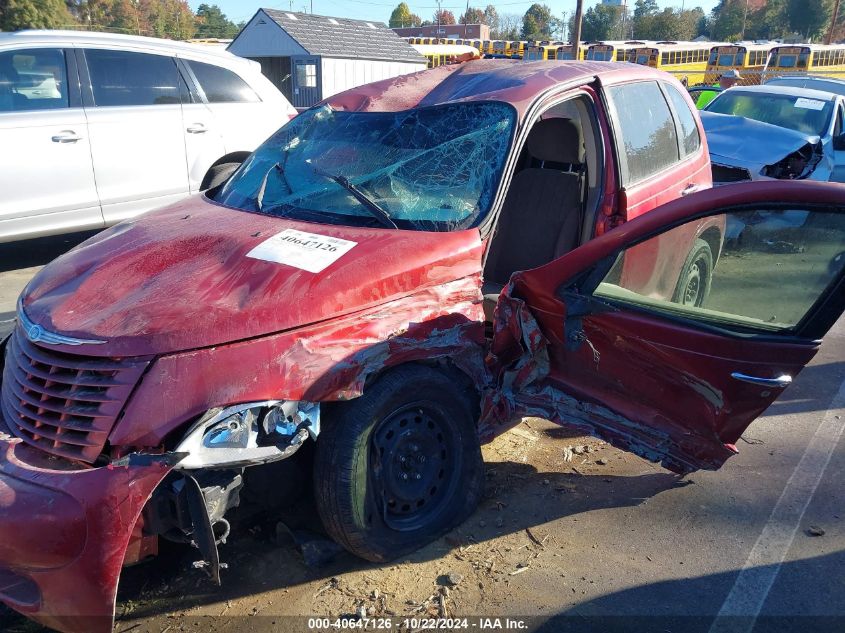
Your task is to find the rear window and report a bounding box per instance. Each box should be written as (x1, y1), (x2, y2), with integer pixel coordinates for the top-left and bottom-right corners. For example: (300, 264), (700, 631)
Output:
(86, 49), (183, 107)
(664, 82), (701, 157)
(605, 81), (680, 185)
(187, 60), (260, 103)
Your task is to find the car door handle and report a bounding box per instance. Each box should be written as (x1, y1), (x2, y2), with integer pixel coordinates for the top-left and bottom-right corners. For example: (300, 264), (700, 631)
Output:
(681, 184), (704, 197)
(187, 124), (207, 134)
(51, 131), (82, 143)
(731, 372), (793, 388)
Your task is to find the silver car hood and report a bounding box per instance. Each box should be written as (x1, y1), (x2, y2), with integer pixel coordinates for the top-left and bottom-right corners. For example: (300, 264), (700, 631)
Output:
(700, 111), (820, 172)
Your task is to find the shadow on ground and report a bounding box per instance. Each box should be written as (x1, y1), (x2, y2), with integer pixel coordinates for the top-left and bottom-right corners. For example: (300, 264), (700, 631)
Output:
(0, 230), (99, 273)
(535, 549), (845, 633)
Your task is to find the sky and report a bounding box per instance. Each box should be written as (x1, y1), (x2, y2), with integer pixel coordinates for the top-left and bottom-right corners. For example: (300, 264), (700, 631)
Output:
(189, 0), (722, 28)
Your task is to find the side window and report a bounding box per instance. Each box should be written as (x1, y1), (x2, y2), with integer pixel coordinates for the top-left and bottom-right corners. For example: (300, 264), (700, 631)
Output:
(835, 104), (844, 137)
(186, 60), (260, 103)
(0, 48), (68, 112)
(664, 82), (701, 157)
(593, 208), (845, 334)
(86, 49), (182, 107)
(605, 81), (679, 185)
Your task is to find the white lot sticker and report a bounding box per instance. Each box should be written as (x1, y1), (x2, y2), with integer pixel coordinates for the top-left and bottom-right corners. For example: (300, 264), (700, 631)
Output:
(794, 97), (826, 111)
(247, 229), (357, 273)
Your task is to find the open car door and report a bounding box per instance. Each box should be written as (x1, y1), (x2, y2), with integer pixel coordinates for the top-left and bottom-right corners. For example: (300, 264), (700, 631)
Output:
(484, 180), (845, 473)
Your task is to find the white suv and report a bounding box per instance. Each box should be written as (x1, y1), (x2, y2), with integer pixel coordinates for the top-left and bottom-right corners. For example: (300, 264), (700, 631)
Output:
(0, 30), (297, 242)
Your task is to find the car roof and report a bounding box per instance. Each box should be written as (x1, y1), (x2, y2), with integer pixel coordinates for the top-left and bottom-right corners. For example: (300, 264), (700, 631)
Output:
(0, 29), (251, 67)
(325, 59), (674, 120)
(766, 75), (845, 96)
(724, 83), (839, 101)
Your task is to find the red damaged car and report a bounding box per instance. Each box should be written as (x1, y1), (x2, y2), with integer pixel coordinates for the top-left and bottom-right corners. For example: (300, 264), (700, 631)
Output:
(2, 60), (845, 632)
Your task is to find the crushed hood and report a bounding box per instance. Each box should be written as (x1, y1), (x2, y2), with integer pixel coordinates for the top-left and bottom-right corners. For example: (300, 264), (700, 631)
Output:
(21, 196), (483, 357)
(701, 111), (820, 172)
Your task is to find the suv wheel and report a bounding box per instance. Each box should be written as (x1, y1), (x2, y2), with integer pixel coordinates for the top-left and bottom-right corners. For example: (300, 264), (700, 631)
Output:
(200, 162), (241, 191)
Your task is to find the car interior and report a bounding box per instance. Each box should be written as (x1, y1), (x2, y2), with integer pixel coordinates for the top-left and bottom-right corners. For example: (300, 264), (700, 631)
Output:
(482, 95), (603, 321)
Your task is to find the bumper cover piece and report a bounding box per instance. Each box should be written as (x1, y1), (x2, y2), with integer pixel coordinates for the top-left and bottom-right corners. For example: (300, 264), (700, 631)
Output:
(0, 435), (172, 633)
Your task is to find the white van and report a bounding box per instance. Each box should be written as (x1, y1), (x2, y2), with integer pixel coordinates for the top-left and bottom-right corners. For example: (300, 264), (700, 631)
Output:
(0, 30), (297, 242)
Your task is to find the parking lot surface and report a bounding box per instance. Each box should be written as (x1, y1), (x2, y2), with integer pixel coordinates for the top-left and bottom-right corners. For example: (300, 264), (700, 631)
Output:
(1, 233), (843, 633)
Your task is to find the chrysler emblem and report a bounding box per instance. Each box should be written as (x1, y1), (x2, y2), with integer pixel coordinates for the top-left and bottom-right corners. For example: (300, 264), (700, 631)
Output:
(17, 299), (107, 346)
(27, 324), (44, 343)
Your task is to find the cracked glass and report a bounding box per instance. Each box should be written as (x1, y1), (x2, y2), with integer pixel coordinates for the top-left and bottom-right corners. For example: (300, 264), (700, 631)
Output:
(214, 101), (516, 231)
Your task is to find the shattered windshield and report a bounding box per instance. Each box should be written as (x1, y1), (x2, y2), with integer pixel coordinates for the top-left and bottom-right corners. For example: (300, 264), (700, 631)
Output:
(214, 101), (516, 231)
(706, 91), (833, 136)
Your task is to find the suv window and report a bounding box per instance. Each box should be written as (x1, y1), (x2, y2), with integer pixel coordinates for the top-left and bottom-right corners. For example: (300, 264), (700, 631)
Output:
(606, 81), (679, 184)
(0, 48), (68, 112)
(86, 49), (182, 107)
(664, 82), (701, 157)
(187, 60), (260, 103)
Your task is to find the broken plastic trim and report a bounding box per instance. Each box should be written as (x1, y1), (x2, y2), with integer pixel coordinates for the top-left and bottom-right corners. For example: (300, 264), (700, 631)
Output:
(173, 400), (320, 470)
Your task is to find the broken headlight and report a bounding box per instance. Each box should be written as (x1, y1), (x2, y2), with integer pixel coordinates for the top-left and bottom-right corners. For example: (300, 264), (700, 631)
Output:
(174, 400), (320, 470)
(762, 140), (823, 180)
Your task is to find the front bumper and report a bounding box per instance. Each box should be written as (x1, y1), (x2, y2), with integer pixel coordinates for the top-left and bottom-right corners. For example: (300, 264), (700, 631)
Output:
(0, 431), (172, 633)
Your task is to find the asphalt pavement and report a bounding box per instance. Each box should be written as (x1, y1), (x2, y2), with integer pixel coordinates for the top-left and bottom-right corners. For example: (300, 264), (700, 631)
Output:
(0, 232), (842, 633)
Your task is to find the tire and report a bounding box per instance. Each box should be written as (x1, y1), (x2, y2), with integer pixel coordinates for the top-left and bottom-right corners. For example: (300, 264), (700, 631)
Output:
(313, 365), (484, 562)
(673, 238), (713, 308)
(200, 162), (241, 191)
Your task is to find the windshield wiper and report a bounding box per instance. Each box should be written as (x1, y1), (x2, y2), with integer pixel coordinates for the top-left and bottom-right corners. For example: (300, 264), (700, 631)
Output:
(255, 162), (291, 212)
(312, 166), (397, 229)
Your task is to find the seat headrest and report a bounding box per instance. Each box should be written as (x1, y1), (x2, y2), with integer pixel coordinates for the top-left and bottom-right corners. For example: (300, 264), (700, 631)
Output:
(526, 118), (584, 165)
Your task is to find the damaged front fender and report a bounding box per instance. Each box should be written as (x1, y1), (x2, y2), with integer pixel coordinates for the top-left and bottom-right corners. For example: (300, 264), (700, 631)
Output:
(0, 434), (172, 633)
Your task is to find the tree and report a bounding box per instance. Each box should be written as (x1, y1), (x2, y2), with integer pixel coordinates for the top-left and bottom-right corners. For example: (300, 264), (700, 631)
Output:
(521, 3), (553, 39)
(389, 2), (421, 28)
(787, 0), (832, 40)
(460, 7), (484, 25)
(483, 4), (498, 27)
(493, 12), (520, 39)
(580, 4), (624, 41)
(195, 3), (239, 38)
(711, 0), (746, 40)
(747, 0), (789, 39)
(433, 9), (455, 25)
(1, 0), (74, 30)
(632, 0), (659, 38)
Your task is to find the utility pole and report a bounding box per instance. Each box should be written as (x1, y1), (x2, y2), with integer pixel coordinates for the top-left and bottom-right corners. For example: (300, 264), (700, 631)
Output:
(571, 0), (583, 60)
(827, 0), (842, 45)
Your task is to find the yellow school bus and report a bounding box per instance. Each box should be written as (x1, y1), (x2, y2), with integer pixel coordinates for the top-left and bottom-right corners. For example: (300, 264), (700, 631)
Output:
(632, 41), (716, 85)
(704, 43), (774, 84)
(491, 40), (525, 58)
(412, 44), (481, 68)
(586, 40), (647, 63)
(762, 44), (845, 81)
(524, 45), (556, 61)
(555, 44), (586, 61)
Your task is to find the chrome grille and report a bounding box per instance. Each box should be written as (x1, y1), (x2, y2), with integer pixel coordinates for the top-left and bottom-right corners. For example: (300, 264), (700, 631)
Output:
(1, 327), (148, 462)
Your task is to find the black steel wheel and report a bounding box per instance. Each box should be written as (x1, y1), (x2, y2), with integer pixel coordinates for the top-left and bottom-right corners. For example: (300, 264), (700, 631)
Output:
(674, 238), (713, 308)
(371, 403), (460, 531)
(313, 364), (483, 562)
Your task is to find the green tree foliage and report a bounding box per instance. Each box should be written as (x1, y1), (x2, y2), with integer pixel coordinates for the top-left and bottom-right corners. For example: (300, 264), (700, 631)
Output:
(787, 0), (832, 40)
(709, 0), (834, 41)
(195, 3), (239, 38)
(580, 4), (624, 41)
(389, 2), (421, 28)
(521, 3), (553, 39)
(1, 0), (74, 30)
